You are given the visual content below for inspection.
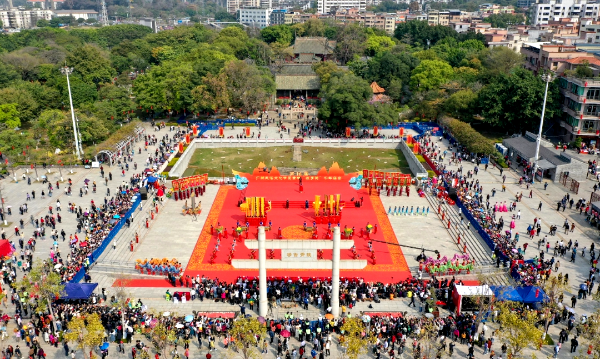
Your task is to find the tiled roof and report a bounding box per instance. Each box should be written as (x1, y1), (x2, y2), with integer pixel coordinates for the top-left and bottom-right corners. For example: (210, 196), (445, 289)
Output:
(290, 37), (336, 55)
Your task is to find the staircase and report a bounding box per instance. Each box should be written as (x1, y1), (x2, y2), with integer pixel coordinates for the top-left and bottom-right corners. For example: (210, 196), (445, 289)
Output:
(91, 200), (162, 276)
(424, 192), (493, 265)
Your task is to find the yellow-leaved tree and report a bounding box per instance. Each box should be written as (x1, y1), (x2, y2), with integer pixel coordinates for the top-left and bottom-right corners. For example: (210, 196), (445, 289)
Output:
(339, 317), (375, 359)
(228, 317), (266, 359)
(63, 313), (106, 359)
(149, 319), (177, 357)
(16, 259), (64, 332)
(496, 302), (544, 357)
(574, 308), (600, 359)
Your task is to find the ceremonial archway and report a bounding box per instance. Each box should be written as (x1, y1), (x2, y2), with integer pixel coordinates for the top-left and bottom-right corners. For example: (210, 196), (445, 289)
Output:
(95, 150), (115, 166)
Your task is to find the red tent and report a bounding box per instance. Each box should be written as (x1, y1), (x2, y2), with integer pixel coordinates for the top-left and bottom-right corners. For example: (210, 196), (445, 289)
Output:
(0, 240), (14, 258)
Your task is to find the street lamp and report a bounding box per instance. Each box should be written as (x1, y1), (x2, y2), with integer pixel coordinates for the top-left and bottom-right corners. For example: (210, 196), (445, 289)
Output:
(532, 72), (553, 184)
(60, 66), (82, 160)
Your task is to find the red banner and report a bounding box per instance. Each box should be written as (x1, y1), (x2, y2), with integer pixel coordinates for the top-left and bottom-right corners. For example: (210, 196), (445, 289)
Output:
(373, 126), (378, 137)
(219, 127), (224, 137)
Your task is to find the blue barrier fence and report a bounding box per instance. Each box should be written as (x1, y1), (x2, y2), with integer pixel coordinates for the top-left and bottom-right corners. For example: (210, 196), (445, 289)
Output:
(71, 194), (142, 283)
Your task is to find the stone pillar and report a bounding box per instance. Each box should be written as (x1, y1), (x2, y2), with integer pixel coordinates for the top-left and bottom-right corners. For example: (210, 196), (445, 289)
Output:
(258, 226), (268, 317)
(331, 226), (341, 317)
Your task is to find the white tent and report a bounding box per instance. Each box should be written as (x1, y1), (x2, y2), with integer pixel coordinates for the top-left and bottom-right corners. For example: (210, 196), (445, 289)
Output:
(452, 285), (493, 314)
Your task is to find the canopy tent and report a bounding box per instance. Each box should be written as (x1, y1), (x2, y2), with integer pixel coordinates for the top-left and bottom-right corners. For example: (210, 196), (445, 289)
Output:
(60, 283), (98, 300)
(452, 285), (493, 314)
(516, 286), (548, 303)
(489, 285), (523, 302)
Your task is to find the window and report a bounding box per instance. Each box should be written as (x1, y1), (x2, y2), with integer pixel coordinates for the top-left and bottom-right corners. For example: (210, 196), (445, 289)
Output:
(583, 120), (596, 132)
(587, 88), (600, 99)
(585, 104), (600, 115)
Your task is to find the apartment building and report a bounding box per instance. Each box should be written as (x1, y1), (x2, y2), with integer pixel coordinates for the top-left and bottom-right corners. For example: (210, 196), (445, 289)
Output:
(317, 0), (366, 14)
(521, 43), (594, 74)
(270, 9), (286, 25)
(0, 8), (52, 28)
(532, 0), (599, 26)
(361, 11), (396, 33)
(558, 75), (600, 142)
(427, 10), (449, 25)
(237, 7), (272, 27)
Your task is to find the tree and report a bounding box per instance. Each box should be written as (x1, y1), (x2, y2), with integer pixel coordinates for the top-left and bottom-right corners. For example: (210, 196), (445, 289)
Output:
(318, 72), (394, 131)
(33, 109), (67, 147)
(366, 50), (419, 90)
(540, 274), (569, 334)
(496, 302), (544, 357)
(483, 46), (524, 77)
(0, 87), (39, 126)
(444, 89), (477, 119)
(63, 313), (105, 359)
(410, 59), (454, 92)
(228, 317), (266, 359)
(16, 260), (64, 331)
(394, 20), (458, 47)
(261, 25), (294, 45)
(476, 68), (561, 132)
(223, 60), (274, 113)
(576, 60), (594, 78)
(313, 60), (344, 85)
(334, 24), (367, 65)
(0, 103), (20, 129)
(66, 44), (116, 85)
(149, 319), (177, 357)
(365, 35), (395, 56)
(339, 317), (374, 359)
(0, 62), (19, 88)
(578, 308), (600, 358)
(191, 72), (230, 113)
(2, 51), (42, 81)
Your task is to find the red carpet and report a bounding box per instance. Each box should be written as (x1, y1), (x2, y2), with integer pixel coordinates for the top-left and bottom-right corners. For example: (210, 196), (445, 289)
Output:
(117, 179), (411, 288)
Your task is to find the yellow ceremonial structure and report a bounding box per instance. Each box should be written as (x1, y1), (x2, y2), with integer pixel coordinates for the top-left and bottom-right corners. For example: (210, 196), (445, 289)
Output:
(313, 194), (341, 216)
(240, 197), (271, 217)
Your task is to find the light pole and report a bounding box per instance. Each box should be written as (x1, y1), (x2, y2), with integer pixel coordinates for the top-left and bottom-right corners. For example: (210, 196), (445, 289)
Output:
(60, 66), (81, 160)
(532, 72), (553, 184)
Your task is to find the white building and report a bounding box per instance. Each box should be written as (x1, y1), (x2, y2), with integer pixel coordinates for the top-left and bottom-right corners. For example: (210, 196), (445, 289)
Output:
(0, 8), (52, 28)
(317, 0), (366, 14)
(238, 8), (272, 27)
(532, 0), (599, 25)
(53, 9), (98, 20)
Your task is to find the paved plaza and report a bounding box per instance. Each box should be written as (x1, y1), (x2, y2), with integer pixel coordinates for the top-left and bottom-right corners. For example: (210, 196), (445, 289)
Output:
(0, 119), (599, 358)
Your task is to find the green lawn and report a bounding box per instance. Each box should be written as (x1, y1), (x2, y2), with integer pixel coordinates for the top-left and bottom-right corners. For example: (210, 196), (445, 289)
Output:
(182, 146), (410, 177)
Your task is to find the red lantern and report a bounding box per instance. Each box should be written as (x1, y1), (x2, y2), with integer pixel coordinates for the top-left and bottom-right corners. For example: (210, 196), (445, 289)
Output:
(245, 127), (250, 137)
(219, 127), (224, 137)
(345, 127), (351, 137)
(399, 127), (404, 136)
(373, 126), (378, 137)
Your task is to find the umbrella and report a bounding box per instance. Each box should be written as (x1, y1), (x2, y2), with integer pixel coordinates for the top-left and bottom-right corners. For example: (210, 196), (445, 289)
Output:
(41, 175), (46, 179)
(162, 312), (171, 317)
(54, 264), (62, 269)
(257, 316), (266, 324)
(325, 314), (334, 320)
(185, 315), (194, 322)
(465, 195), (472, 199)
(113, 214), (121, 219)
(100, 343), (109, 350)
(280, 330), (291, 338)
(175, 323), (184, 329)
(147, 177), (158, 183)
(79, 242), (88, 247)
(84, 179), (90, 184)
(424, 313), (434, 319)
(119, 209), (127, 214)
(157, 188), (164, 196)
(361, 315), (371, 323)
(109, 219), (118, 225)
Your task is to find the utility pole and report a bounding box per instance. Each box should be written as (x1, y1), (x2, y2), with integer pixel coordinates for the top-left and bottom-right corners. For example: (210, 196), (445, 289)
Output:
(60, 66), (82, 160)
(0, 185), (7, 226)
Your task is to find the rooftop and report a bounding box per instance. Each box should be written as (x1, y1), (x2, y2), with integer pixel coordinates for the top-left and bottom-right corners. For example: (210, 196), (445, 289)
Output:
(503, 136), (571, 166)
(290, 37), (336, 55)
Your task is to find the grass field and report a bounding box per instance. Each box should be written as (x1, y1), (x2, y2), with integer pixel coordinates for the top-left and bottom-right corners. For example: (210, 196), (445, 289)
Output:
(182, 146), (410, 177)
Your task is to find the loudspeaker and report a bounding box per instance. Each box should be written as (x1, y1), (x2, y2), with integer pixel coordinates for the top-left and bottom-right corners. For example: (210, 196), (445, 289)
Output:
(448, 187), (458, 201)
(140, 187), (148, 200)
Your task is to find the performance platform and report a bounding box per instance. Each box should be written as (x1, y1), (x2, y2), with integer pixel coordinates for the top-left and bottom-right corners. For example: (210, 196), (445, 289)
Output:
(121, 163), (412, 287)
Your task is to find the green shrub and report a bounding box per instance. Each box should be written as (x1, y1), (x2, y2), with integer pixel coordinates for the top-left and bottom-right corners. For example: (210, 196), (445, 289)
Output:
(427, 170), (436, 178)
(275, 100), (283, 105)
(415, 154), (426, 163)
(231, 123), (256, 127)
(168, 158), (179, 167)
(407, 143), (414, 148)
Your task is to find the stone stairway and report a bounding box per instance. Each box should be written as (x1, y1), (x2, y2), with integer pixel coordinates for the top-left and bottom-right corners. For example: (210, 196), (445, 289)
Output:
(424, 192), (493, 265)
(91, 199), (162, 275)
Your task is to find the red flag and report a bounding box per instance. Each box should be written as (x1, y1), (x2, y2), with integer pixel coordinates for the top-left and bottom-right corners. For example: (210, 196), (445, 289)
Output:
(23, 151), (26, 156)
(30, 164), (33, 169)
(58, 160), (62, 163)
(26, 145), (29, 149)
(4, 159), (7, 165)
